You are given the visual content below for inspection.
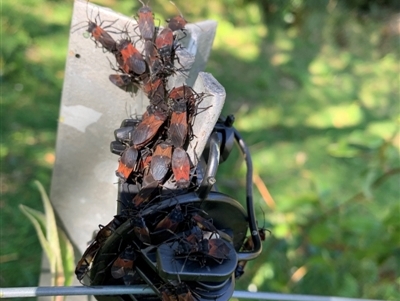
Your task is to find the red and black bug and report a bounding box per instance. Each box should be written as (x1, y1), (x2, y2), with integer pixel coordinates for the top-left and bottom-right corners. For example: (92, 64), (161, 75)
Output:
(143, 78), (167, 110)
(155, 27), (174, 63)
(191, 213), (218, 233)
(207, 237), (231, 262)
(234, 260), (246, 279)
(132, 107), (168, 149)
(235, 214), (270, 278)
(235, 232), (261, 279)
(242, 210), (269, 250)
(109, 74), (133, 88)
(258, 211), (269, 241)
(116, 39), (147, 75)
(116, 146), (138, 181)
(154, 204), (184, 233)
(137, 151), (152, 173)
(72, 5), (118, 53)
(150, 142), (172, 182)
(167, 86), (196, 146)
(142, 76), (162, 95)
(175, 282), (195, 301)
(167, 1), (188, 33)
(176, 233), (230, 267)
(130, 214), (151, 244)
(171, 147), (190, 188)
(87, 21), (118, 53)
(176, 224), (230, 264)
(168, 99), (188, 148)
(150, 26), (180, 78)
(133, 173), (159, 207)
(168, 85), (194, 101)
(136, 0), (155, 41)
(111, 245), (136, 284)
(75, 246), (98, 282)
(143, 40), (162, 76)
(75, 215), (126, 281)
(143, 77), (165, 105)
(160, 285), (177, 301)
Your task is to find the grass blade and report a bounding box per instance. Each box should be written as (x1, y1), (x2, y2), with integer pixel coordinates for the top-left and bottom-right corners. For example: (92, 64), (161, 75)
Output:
(19, 204), (56, 284)
(58, 227), (75, 287)
(34, 180), (65, 286)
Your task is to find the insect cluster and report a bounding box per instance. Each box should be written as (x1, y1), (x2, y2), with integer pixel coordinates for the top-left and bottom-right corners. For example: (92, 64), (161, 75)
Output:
(72, 1), (249, 300)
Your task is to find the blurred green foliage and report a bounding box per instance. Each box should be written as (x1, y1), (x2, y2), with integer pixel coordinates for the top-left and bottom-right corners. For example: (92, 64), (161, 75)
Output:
(1, 0), (399, 300)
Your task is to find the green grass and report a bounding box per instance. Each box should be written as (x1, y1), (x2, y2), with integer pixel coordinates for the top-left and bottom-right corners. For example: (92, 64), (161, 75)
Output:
(1, 0), (399, 300)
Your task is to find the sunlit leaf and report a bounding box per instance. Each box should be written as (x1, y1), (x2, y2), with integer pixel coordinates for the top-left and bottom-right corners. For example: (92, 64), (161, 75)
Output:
(327, 140), (360, 158)
(58, 227), (75, 287)
(34, 180), (64, 286)
(19, 204), (56, 280)
(347, 130), (384, 149)
(367, 121), (398, 141)
(19, 181), (74, 291)
(306, 103), (363, 129)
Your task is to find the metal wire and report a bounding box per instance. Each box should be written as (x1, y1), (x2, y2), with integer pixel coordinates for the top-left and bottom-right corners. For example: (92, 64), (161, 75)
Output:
(233, 127), (262, 261)
(232, 291), (384, 301)
(0, 286), (384, 301)
(0, 286), (152, 298)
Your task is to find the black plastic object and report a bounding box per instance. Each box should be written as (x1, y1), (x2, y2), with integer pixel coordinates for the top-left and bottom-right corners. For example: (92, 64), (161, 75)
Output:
(90, 193), (247, 300)
(203, 115), (235, 164)
(155, 241), (237, 282)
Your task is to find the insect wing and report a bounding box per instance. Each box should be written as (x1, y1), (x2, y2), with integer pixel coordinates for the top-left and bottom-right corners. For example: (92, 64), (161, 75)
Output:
(137, 6), (155, 41)
(144, 40), (162, 75)
(149, 80), (167, 110)
(143, 77), (162, 95)
(95, 215), (124, 245)
(169, 110), (187, 148)
(121, 146), (138, 167)
(88, 21), (117, 53)
(156, 27), (174, 56)
(74, 214), (123, 281)
(175, 283), (194, 301)
(171, 147), (190, 188)
(116, 146), (138, 180)
(160, 286), (176, 301)
(168, 86), (182, 100)
(150, 143), (172, 182)
(191, 214), (218, 233)
(138, 153), (152, 172)
(133, 173), (159, 207)
(127, 52), (147, 75)
(132, 110), (167, 148)
(167, 16), (187, 32)
(75, 242), (99, 280)
(118, 40), (146, 75)
(208, 238), (230, 260)
(235, 261), (246, 279)
(111, 246), (136, 279)
(154, 204), (184, 232)
(109, 74), (131, 87)
(123, 268), (136, 285)
(132, 215), (151, 244)
(96, 29), (117, 53)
